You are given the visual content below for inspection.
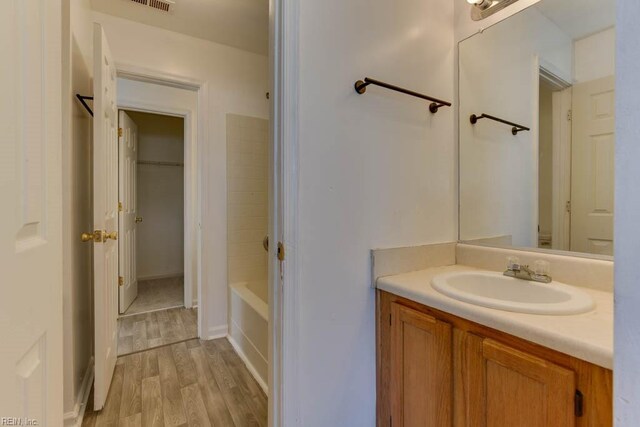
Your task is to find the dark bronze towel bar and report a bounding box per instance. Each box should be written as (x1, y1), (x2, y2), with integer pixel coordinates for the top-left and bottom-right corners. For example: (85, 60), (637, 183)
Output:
(470, 113), (529, 135)
(354, 77), (451, 114)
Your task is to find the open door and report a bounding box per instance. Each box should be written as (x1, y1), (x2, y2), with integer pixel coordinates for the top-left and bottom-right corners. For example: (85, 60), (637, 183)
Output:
(570, 75), (615, 255)
(0, 0), (63, 421)
(119, 111), (139, 313)
(93, 23), (120, 410)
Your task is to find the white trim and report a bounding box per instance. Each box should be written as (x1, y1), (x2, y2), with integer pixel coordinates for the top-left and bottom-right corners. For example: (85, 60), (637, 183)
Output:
(136, 272), (184, 282)
(270, 0), (300, 425)
(227, 335), (269, 396)
(205, 324), (229, 340)
(63, 357), (94, 427)
(115, 65), (208, 340)
(118, 304), (184, 318)
(117, 64), (201, 90)
(551, 87), (572, 251)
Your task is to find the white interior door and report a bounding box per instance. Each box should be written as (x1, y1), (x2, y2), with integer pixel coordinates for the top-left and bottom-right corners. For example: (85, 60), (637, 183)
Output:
(0, 0), (63, 422)
(93, 23), (120, 410)
(570, 75), (615, 255)
(119, 111), (139, 313)
(551, 87), (572, 251)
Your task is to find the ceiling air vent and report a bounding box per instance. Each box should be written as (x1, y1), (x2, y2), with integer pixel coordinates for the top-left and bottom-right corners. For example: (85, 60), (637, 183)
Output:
(129, 0), (175, 13)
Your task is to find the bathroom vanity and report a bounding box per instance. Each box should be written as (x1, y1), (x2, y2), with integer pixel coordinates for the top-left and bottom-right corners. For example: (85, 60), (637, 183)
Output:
(374, 0), (616, 424)
(375, 265), (613, 427)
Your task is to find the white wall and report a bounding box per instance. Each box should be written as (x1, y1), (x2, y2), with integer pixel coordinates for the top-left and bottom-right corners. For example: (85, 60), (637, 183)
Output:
(128, 112), (185, 280)
(62, 0), (94, 422)
(226, 114), (269, 285)
(574, 27), (616, 84)
(615, 0), (640, 423)
(96, 11), (269, 335)
(296, 0), (455, 424)
(458, 7), (572, 246)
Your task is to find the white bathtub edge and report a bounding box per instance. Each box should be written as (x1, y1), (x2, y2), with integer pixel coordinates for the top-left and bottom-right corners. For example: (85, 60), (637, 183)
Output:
(227, 334), (269, 396)
(230, 282), (269, 320)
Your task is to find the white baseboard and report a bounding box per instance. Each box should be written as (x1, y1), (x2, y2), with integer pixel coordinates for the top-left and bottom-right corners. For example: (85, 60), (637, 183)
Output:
(205, 324), (228, 340)
(137, 272), (184, 281)
(227, 335), (268, 396)
(63, 357), (94, 427)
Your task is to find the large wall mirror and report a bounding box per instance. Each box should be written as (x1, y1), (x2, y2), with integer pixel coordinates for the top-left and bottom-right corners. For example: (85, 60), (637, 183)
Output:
(459, 0), (615, 258)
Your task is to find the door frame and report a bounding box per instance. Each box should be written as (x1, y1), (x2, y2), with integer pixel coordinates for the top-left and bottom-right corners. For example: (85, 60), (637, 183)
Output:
(116, 64), (206, 338)
(551, 87), (572, 251)
(270, 0), (300, 424)
(539, 65), (572, 251)
(106, 0), (302, 423)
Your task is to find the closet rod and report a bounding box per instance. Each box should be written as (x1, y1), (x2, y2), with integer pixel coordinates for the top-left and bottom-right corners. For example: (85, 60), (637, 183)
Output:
(75, 94), (93, 117)
(137, 160), (184, 167)
(470, 113), (530, 135)
(354, 77), (451, 113)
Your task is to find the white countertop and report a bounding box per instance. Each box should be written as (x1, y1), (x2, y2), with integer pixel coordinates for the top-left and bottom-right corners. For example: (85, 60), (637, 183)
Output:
(377, 265), (613, 369)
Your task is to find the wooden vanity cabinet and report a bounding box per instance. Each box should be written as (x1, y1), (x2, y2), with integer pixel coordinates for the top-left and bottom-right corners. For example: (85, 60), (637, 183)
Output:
(377, 290), (613, 427)
(390, 303), (453, 426)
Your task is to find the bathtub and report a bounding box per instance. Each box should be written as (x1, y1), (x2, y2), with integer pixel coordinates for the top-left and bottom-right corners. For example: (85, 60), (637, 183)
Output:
(229, 280), (268, 394)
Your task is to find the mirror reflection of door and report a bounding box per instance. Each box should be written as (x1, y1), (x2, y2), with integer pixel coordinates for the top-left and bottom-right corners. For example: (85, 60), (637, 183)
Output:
(537, 32), (615, 257)
(570, 76), (615, 256)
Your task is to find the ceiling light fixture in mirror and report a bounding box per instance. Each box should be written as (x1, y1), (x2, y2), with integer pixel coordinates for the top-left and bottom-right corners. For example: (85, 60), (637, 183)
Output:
(468, 0), (521, 21)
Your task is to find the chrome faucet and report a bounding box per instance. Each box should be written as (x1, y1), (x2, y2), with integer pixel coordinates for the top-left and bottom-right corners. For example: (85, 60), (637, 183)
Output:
(503, 257), (552, 284)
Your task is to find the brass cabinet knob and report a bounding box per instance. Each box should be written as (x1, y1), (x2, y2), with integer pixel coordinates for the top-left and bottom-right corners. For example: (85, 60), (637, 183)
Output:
(135, 216), (143, 223)
(105, 231), (118, 241)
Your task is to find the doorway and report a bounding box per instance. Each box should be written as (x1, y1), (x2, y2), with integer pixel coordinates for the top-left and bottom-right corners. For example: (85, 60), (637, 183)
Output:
(119, 110), (186, 316)
(538, 66), (615, 256)
(117, 110), (197, 356)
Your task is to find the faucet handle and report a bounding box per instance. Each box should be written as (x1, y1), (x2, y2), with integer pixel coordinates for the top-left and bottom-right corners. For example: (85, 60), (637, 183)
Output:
(506, 256), (521, 271)
(533, 260), (551, 277)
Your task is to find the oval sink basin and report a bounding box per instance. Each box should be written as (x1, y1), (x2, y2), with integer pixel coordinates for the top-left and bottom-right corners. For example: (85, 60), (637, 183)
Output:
(431, 271), (595, 315)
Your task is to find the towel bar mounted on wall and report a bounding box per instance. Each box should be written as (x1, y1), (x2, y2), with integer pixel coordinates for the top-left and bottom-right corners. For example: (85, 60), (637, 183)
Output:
(470, 113), (529, 135)
(354, 77), (451, 114)
(75, 94), (94, 117)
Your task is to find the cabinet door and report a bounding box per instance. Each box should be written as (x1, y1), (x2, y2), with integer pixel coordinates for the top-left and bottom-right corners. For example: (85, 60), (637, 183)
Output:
(465, 334), (576, 427)
(390, 303), (452, 427)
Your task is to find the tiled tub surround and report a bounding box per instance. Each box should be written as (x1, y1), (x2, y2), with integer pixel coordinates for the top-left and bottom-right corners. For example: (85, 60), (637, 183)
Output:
(226, 114), (269, 394)
(372, 243), (614, 369)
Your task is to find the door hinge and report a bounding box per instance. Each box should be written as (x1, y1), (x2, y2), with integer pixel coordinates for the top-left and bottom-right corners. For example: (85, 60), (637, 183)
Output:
(566, 200), (571, 213)
(118, 127), (123, 137)
(118, 276), (124, 287)
(389, 313), (392, 326)
(390, 415), (392, 427)
(277, 241), (285, 261)
(118, 201), (123, 212)
(567, 109), (572, 121)
(575, 390), (584, 417)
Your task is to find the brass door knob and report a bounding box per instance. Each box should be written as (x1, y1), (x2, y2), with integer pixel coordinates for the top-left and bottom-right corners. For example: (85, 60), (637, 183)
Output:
(81, 230), (105, 243)
(105, 231), (118, 241)
(135, 216), (143, 223)
(81, 232), (95, 242)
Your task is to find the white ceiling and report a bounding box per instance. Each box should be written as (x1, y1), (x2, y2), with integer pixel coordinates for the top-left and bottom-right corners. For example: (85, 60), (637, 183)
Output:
(535, 0), (615, 40)
(91, 0), (269, 55)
